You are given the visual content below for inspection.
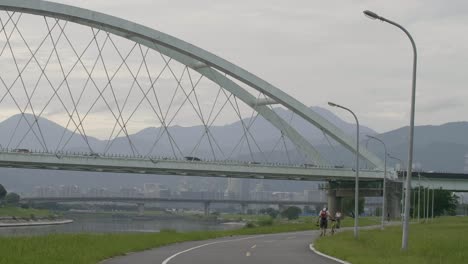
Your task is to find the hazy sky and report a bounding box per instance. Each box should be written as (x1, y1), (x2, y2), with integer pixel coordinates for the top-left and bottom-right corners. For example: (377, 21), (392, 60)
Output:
(9, 0), (468, 133)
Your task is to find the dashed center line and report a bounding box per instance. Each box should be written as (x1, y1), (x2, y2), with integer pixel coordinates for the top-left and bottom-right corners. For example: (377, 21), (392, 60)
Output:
(161, 235), (264, 264)
(287, 236), (297, 240)
(246, 251), (251, 257)
(251, 245), (257, 249)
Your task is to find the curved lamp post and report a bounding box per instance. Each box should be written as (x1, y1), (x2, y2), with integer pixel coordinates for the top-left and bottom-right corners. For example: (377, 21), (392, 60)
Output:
(367, 135), (387, 230)
(328, 102), (359, 238)
(363, 10), (417, 251)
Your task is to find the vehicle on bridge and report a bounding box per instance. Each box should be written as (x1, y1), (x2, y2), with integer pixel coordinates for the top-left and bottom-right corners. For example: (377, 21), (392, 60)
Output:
(184, 156), (201, 161)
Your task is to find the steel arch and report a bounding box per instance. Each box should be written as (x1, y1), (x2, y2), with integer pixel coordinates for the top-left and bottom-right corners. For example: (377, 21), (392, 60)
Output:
(0, 0), (383, 167)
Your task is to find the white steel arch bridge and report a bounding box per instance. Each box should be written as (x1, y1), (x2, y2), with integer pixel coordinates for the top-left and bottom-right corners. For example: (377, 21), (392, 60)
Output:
(0, 0), (390, 182)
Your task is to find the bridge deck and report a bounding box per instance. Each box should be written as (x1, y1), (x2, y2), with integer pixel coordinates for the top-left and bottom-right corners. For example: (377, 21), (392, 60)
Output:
(22, 196), (323, 206)
(0, 151), (389, 181)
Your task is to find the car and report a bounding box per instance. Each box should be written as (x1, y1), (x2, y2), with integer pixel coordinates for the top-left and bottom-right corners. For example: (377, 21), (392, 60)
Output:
(304, 163), (317, 168)
(12, 148), (30, 153)
(184, 156), (201, 161)
(334, 165), (344, 168)
(84, 152), (100, 158)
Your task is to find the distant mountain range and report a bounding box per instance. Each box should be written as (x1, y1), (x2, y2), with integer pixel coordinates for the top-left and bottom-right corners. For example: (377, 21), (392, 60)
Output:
(0, 106), (376, 159)
(366, 122), (468, 173)
(1, 107), (468, 194)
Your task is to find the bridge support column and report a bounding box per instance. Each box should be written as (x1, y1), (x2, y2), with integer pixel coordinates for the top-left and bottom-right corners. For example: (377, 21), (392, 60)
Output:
(241, 203), (248, 214)
(137, 203), (145, 216)
(327, 189), (337, 216)
(386, 181), (402, 220)
(203, 202), (210, 216)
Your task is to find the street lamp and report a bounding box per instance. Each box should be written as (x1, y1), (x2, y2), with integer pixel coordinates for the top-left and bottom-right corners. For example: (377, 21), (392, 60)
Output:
(366, 135), (387, 230)
(363, 10), (417, 251)
(328, 101), (360, 238)
(419, 175), (434, 222)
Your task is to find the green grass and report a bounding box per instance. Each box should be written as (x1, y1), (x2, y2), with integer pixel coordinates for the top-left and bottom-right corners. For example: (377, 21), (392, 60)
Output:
(315, 216), (468, 264)
(220, 213), (273, 222)
(0, 207), (52, 218)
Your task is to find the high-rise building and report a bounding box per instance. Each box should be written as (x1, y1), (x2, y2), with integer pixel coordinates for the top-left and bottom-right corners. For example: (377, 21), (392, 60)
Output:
(58, 185), (81, 197)
(34, 186), (58, 197)
(86, 187), (109, 197)
(225, 178), (250, 200)
(119, 187), (142, 197)
(143, 183), (169, 198)
(464, 154), (468, 172)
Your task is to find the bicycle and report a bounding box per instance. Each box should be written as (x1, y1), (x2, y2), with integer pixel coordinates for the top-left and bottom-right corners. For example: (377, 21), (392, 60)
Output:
(330, 218), (337, 235)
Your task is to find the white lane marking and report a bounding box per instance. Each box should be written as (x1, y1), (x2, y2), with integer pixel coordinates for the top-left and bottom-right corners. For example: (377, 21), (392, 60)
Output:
(161, 235), (264, 264)
(251, 244), (257, 249)
(246, 252), (251, 257)
(286, 236), (296, 240)
(309, 244), (351, 264)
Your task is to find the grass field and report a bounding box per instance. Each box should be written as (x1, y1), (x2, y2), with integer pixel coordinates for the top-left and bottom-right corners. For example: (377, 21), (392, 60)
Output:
(0, 207), (52, 218)
(315, 216), (468, 264)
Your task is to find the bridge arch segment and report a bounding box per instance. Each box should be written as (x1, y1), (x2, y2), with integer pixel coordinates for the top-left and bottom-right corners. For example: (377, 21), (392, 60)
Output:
(0, 0), (383, 167)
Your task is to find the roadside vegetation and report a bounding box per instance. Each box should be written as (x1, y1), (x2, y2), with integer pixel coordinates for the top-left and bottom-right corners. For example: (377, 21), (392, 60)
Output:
(315, 216), (468, 264)
(0, 207), (52, 218)
(0, 183), (54, 219)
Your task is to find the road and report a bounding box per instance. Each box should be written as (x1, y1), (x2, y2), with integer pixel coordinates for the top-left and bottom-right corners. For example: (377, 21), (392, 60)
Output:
(102, 230), (338, 264)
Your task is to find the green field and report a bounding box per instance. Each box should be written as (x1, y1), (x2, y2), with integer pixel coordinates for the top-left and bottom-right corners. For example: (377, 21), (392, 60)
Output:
(220, 213), (381, 227)
(315, 217), (468, 264)
(0, 207), (52, 218)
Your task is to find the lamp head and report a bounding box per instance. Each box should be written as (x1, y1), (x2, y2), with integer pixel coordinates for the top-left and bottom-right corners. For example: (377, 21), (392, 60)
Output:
(328, 102), (338, 107)
(363, 10), (380, 20)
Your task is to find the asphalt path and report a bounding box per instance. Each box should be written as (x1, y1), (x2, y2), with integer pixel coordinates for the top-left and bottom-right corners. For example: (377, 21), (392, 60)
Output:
(102, 230), (338, 264)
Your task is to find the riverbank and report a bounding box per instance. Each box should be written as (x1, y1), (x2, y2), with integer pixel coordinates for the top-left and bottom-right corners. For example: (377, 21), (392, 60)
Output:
(0, 206), (71, 228)
(315, 216), (468, 264)
(0, 218), (73, 227)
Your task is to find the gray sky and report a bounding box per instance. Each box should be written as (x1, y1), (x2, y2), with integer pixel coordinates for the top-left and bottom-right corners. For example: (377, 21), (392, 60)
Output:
(8, 0), (468, 134)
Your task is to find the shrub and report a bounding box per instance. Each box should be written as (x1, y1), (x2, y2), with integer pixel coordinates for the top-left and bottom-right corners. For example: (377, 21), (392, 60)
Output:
(257, 217), (274, 226)
(5, 192), (20, 205)
(159, 228), (177, 233)
(244, 222), (255, 228)
(280, 206), (302, 220)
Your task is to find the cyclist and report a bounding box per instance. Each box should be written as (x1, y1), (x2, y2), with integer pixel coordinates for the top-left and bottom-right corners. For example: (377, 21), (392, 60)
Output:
(334, 210), (342, 229)
(317, 207), (330, 236)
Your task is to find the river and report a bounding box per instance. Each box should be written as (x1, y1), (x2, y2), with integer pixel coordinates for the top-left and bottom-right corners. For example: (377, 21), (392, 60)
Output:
(0, 212), (243, 236)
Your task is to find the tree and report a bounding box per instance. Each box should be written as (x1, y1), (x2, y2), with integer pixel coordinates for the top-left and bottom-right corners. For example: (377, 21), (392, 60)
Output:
(342, 197), (365, 216)
(0, 184), (6, 201)
(281, 206), (302, 220)
(411, 188), (458, 217)
(5, 192), (20, 205)
(259, 208), (279, 218)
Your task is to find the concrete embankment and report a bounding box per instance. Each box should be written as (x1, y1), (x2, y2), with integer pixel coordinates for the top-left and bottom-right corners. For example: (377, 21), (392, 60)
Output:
(0, 218), (73, 227)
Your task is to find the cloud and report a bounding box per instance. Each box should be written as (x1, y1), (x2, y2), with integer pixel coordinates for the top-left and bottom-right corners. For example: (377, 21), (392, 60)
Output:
(0, 0), (466, 138)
